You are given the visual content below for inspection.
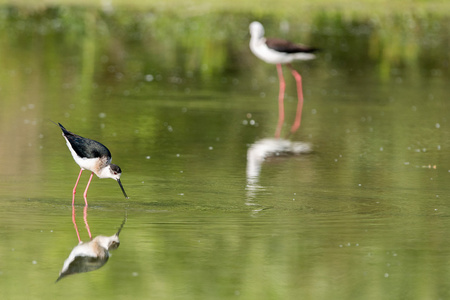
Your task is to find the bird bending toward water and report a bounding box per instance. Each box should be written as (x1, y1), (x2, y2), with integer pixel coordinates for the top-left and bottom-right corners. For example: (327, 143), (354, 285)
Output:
(249, 21), (318, 138)
(57, 123), (128, 205)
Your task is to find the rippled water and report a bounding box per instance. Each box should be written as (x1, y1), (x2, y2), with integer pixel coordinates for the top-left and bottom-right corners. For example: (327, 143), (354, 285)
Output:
(0, 4), (449, 299)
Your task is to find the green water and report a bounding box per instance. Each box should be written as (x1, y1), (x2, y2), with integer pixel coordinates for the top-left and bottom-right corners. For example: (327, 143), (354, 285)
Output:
(0, 4), (449, 299)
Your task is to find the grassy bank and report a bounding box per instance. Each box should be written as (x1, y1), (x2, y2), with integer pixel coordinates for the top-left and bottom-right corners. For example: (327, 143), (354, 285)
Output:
(1, 0), (449, 19)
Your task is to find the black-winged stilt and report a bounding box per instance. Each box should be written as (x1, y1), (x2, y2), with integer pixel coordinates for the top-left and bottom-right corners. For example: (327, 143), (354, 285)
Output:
(57, 123), (128, 205)
(249, 21), (318, 138)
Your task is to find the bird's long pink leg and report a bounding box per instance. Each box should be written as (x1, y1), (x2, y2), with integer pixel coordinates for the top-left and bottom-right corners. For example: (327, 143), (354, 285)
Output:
(72, 205), (81, 243)
(83, 205), (92, 240)
(288, 64), (304, 135)
(72, 169), (83, 206)
(275, 63), (286, 139)
(83, 172), (94, 207)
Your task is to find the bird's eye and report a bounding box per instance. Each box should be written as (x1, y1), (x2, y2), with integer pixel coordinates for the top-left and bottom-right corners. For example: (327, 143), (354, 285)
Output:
(113, 172), (117, 175)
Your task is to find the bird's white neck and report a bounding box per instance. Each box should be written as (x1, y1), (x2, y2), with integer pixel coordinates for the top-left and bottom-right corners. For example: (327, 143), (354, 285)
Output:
(97, 165), (112, 179)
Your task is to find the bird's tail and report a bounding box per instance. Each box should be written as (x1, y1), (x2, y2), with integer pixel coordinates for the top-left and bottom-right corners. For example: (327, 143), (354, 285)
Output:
(293, 52), (316, 61)
(51, 121), (71, 135)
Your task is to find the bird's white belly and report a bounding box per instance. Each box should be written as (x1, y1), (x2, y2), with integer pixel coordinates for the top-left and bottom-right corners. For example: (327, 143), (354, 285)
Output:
(252, 44), (293, 64)
(65, 138), (99, 173)
(250, 40), (316, 64)
(74, 156), (99, 173)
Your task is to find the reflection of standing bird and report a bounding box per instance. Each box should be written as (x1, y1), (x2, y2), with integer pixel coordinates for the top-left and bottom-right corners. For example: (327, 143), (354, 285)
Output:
(249, 21), (318, 138)
(246, 138), (312, 179)
(57, 123), (128, 206)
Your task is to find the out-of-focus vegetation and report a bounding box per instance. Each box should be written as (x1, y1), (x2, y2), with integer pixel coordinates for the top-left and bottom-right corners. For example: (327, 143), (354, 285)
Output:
(0, 3), (448, 84)
(1, 0), (450, 17)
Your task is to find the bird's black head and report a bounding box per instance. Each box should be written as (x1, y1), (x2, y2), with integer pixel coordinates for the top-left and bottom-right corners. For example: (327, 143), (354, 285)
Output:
(110, 164), (128, 199)
(108, 239), (120, 251)
(110, 164), (122, 176)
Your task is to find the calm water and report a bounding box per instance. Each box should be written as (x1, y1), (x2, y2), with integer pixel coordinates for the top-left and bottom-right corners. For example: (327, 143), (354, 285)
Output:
(0, 4), (449, 300)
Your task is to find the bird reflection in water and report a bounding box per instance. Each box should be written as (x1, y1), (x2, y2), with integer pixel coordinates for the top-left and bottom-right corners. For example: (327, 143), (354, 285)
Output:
(246, 138), (312, 213)
(56, 212), (126, 282)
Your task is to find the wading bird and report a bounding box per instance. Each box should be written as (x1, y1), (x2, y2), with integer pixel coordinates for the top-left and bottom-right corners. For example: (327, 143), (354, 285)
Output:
(249, 21), (318, 138)
(57, 123), (128, 206)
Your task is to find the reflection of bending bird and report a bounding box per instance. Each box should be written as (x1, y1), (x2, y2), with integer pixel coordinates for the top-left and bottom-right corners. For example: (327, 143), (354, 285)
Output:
(56, 216), (126, 282)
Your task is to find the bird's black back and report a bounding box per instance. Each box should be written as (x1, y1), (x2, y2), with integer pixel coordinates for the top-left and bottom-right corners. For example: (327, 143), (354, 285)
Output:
(266, 38), (319, 54)
(58, 123), (111, 159)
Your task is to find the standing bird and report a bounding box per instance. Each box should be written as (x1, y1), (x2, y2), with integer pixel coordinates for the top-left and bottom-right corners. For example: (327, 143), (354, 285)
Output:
(249, 21), (318, 138)
(57, 123), (128, 206)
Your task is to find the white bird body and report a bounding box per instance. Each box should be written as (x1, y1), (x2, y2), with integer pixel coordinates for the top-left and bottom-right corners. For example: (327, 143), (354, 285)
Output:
(249, 21), (316, 64)
(63, 135), (111, 177)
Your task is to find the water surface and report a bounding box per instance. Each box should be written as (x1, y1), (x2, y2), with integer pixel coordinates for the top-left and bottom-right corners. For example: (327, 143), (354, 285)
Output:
(0, 4), (449, 299)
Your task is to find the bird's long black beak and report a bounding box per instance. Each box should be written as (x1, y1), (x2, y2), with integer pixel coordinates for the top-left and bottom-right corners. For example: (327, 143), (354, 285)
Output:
(116, 213), (127, 236)
(117, 179), (128, 199)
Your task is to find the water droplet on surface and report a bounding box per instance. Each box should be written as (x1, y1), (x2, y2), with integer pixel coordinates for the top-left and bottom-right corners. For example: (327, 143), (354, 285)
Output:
(145, 74), (154, 82)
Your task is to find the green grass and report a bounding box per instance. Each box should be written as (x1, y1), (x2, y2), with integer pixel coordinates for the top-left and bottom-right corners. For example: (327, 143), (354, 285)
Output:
(1, 0), (449, 19)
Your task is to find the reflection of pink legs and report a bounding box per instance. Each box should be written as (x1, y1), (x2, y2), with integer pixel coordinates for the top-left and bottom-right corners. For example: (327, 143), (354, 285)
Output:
(72, 169), (93, 242)
(72, 169), (83, 206)
(83, 172), (94, 207)
(275, 63), (285, 139)
(72, 205), (81, 243)
(83, 205), (92, 240)
(288, 64), (304, 135)
(275, 64), (305, 137)
(71, 206), (92, 242)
